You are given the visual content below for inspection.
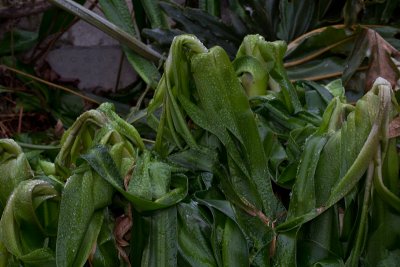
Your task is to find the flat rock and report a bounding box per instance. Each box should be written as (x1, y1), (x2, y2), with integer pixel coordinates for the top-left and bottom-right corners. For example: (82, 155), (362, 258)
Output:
(46, 45), (137, 92)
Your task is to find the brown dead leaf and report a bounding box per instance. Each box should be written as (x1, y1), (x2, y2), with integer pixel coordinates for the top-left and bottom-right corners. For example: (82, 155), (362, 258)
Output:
(343, 28), (400, 91)
(114, 215), (132, 247)
(114, 207), (132, 267)
(54, 119), (64, 138)
(389, 116), (400, 138)
(365, 29), (400, 90)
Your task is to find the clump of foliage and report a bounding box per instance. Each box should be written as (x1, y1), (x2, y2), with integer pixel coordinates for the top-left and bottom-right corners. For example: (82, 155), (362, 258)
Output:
(1, 33), (400, 267)
(1, 1), (400, 266)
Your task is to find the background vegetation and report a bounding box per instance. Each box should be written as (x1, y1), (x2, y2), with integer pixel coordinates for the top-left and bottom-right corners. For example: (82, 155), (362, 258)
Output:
(0, 0), (400, 266)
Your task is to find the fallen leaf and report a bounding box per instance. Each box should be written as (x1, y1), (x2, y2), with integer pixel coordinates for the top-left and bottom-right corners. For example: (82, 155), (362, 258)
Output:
(389, 116), (400, 138)
(114, 208), (133, 267)
(342, 28), (400, 91)
(114, 214), (132, 247)
(366, 29), (400, 90)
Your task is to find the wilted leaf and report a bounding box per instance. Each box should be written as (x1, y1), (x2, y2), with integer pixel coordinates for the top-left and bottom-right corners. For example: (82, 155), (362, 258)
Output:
(0, 139), (33, 214)
(276, 78), (394, 265)
(0, 179), (59, 266)
(83, 145), (188, 211)
(343, 28), (400, 90)
(389, 116), (400, 138)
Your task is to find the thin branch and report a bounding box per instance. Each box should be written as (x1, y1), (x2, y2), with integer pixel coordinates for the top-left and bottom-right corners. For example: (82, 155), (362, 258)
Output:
(114, 51), (125, 92)
(17, 106), (23, 134)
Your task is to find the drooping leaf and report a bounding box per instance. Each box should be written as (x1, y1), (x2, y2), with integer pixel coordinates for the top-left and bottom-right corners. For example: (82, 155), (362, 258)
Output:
(185, 44), (283, 218)
(0, 139), (33, 214)
(275, 78), (395, 265)
(82, 145), (188, 212)
(0, 179), (59, 267)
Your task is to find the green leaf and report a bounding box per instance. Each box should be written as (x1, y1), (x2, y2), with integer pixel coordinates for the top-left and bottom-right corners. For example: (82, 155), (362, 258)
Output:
(0, 30), (37, 56)
(235, 35), (302, 113)
(142, 207), (177, 267)
(167, 147), (218, 172)
(277, 78), (393, 232)
(287, 134), (328, 218)
(185, 44), (283, 217)
(373, 139), (400, 213)
(286, 57), (345, 82)
(145, 2), (240, 56)
(222, 218), (249, 267)
(82, 145), (188, 211)
(285, 27), (353, 62)
(73, 211), (105, 267)
(98, 0), (161, 88)
(228, 0), (280, 40)
(130, 208), (150, 264)
(277, 0), (315, 42)
(0, 139), (33, 214)
(0, 180), (59, 266)
(233, 55), (269, 96)
(90, 211), (119, 267)
(55, 169), (113, 267)
(139, 0), (169, 28)
(377, 249), (400, 267)
(177, 202), (217, 267)
(325, 79), (345, 100)
(147, 35), (207, 153)
(55, 102), (144, 178)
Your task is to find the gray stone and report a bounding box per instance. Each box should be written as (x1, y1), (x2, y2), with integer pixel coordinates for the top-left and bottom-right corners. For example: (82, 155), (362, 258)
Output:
(47, 46), (137, 92)
(46, 1), (141, 92)
(59, 6), (119, 47)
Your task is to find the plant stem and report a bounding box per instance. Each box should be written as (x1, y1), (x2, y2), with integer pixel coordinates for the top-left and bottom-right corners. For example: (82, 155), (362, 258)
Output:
(346, 159), (375, 266)
(16, 142), (60, 150)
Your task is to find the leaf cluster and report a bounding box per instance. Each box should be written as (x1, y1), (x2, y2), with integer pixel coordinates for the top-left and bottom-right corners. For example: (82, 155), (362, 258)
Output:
(1, 32), (400, 267)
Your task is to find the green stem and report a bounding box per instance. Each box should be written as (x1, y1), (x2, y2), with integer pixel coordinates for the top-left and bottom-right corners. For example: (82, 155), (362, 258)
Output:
(16, 142), (60, 150)
(346, 158), (375, 266)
